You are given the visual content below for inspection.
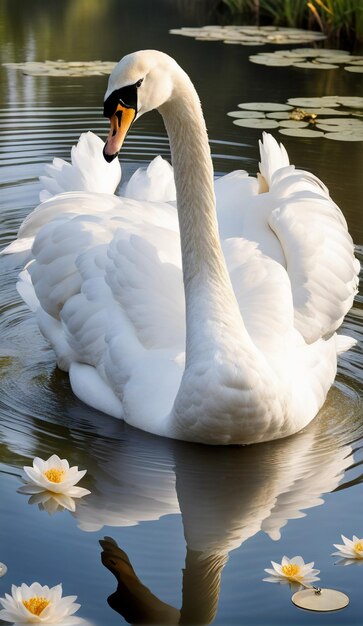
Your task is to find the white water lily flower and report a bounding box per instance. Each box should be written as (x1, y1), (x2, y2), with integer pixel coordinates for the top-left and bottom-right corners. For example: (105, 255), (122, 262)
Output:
(0, 582), (82, 624)
(332, 535), (363, 560)
(23, 455), (90, 497)
(263, 555), (320, 584)
(0, 562), (7, 577)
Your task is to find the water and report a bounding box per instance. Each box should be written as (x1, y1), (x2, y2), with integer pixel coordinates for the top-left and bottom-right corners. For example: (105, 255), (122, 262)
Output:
(0, 1), (362, 624)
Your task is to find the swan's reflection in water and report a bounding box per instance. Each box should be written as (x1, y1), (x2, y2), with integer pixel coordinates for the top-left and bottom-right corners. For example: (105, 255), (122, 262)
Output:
(67, 388), (358, 624)
(0, 350), (360, 624)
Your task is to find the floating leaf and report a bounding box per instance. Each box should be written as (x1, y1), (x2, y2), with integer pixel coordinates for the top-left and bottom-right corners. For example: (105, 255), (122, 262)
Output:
(169, 25), (327, 46)
(345, 66), (363, 73)
(287, 97), (339, 107)
(324, 132), (363, 141)
(265, 112), (291, 119)
(227, 111), (266, 118)
(279, 120), (309, 128)
(315, 56), (353, 64)
(316, 123), (362, 132)
(335, 97), (363, 108)
(293, 62), (339, 69)
(238, 102), (292, 111)
(316, 118), (363, 126)
(278, 128), (324, 137)
(301, 107), (348, 115)
(3, 60), (116, 77)
(250, 56), (294, 66)
(233, 119), (280, 129)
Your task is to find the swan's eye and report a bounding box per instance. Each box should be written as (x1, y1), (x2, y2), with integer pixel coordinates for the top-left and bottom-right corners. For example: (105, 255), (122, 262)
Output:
(104, 82), (139, 117)
(136, 78), (144, 88)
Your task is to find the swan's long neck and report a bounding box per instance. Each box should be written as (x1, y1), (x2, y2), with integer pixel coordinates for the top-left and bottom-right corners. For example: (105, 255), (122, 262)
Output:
(160, 74), (248, 367)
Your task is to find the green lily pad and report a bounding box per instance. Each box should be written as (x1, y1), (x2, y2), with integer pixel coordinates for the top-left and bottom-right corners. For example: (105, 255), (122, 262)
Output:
(233, 119), (280, 129)
(278, 128), (324, 137)
(324, 132), (363, 141)
(279, 120), (309, 128)
(345, 66), (363, 73)
(227, 111), (266, 118)
(238, 102), (292, 112)
(293, 62), (339, 69)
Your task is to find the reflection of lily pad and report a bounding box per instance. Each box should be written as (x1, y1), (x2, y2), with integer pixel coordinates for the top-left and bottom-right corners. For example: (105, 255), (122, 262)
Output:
(279, 128), (324, 137)
(233, 119), (280, 129)
(238, 102), (292, 111)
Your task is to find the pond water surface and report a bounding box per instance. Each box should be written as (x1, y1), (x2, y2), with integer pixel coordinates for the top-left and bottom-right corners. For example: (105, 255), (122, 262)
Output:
(0, 1), (362, 625)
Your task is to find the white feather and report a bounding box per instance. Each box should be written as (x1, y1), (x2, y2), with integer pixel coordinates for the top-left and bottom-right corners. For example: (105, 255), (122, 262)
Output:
(7, 51), (359, 445)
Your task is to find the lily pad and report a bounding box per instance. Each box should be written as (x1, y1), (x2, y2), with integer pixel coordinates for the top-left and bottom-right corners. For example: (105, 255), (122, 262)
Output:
(3, 60), (116, 77)
(279, 120), (309, 128)
(293, 62), (339, 69)
(315, 56), (353, 64)
(324, 132), (363, 141)
(278, 128), (324, 137)
(345, 66), (363, 73)
(316, 118), (363, 126)
(266, 112), (291, 119)
(233, 119), (280, 129)
(238, 102), (292, 112)
(300, 107), (347, 115)
(250, 56), (294, 66)
(335, 97), (363, 108)
(169, 25), (326, 46)
(227, 111), (266, 118)
(287, 97), (339, 107)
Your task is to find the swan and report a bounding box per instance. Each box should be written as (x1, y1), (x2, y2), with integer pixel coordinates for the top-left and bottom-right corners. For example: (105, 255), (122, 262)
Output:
(2, 50), (359, 445)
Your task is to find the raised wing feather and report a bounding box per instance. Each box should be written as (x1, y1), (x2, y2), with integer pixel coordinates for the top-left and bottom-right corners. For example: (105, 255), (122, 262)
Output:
(268, 167), (359, 342)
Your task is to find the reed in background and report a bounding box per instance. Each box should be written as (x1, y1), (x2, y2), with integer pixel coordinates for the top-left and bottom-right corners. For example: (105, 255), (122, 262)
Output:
(218, 0), (363, 41)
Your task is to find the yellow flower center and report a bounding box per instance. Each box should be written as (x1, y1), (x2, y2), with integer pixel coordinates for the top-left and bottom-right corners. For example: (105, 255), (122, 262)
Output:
(354, 541), (363, 553)
(281, 563), (301, 578)
(23, 597), (50, 616)
(43, 467), (65, 483)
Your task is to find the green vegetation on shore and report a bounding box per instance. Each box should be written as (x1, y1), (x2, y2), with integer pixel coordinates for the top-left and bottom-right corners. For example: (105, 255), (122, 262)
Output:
(219, 0), (363, 41)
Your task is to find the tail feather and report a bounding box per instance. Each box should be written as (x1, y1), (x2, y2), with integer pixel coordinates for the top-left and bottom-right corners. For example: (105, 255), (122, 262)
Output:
(336, 334), (357, 355)
(258, 132), (290, 190)
(39, 132), (121, 201)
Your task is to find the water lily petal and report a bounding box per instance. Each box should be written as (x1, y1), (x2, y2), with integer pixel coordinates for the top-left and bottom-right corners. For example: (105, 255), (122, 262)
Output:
(66, 487), (91, 498)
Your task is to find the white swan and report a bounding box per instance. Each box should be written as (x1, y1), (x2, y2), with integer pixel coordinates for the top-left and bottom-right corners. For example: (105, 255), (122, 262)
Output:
(3, 50), (359, 444)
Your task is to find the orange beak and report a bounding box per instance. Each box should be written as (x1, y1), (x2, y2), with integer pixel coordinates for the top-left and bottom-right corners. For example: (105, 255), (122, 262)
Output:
(103, 103), (136, 162)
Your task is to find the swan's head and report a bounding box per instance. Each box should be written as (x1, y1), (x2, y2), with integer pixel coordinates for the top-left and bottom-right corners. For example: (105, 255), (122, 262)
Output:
(103, 50), (180, 162)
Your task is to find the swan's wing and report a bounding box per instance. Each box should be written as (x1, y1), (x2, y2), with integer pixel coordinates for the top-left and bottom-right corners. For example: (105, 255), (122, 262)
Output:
(268, 167), (359, 343)
(214, 170), (258, 240)
(223, 237), (295, 354)
(123, 155), (176, 202)
(25, 192), (184, 351)
(1, 131), (121, 258)
(105, 226), (185, 350)
(39, 132), (121, 201)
